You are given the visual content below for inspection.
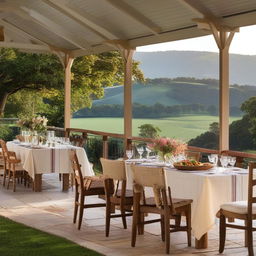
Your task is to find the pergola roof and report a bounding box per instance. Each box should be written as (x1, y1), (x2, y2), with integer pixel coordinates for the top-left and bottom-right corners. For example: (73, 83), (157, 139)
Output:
(0, 0), (256, 58)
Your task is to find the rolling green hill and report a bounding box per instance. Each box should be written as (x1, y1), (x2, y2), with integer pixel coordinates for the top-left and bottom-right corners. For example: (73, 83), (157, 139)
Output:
(90, 78), (256, 107)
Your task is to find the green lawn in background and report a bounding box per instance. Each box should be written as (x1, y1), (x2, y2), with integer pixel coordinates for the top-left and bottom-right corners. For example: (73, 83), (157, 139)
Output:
(0, 216), (102, 256)
(71, 115), (240, 142)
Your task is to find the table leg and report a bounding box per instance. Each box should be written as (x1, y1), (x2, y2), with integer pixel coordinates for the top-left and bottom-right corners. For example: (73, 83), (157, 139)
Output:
(34, 174), (42, 192)
(195, 233), (208, 249)
(62, 173), (69, 191)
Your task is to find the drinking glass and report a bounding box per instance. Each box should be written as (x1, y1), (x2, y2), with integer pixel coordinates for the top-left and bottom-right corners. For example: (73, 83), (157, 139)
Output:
(137, 147), (144, 159)
(145, 147), (151, 159)
(126, 150), (133, 160)
(228, 156), (236, 167)
(208, 154), (218, 166)
(220, 155), (228, 168)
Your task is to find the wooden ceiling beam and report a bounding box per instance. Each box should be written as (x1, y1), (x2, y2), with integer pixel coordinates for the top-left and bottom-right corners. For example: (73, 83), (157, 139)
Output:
(105, 0), (161, 35)
(20, 6), (90, 50)
(42, 0), (118, 40)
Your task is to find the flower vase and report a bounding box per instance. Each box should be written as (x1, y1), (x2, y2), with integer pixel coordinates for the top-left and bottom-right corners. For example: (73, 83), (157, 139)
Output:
(159, 152), (170, 163)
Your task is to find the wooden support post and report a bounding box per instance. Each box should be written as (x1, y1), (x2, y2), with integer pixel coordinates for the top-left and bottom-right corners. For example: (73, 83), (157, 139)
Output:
(121, 48), (135, 151)
(209, 24), (235, 151)
(103, 135), (108, 158)
(64, 54), (74, 129)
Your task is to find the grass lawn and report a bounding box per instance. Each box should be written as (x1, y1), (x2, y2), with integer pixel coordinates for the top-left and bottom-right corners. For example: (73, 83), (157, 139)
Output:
(0, 216), (101, 256)
(71, 115), (240, 142)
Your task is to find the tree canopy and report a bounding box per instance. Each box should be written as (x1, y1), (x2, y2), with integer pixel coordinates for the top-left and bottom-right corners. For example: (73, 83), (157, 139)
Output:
(1, 48), (144, 126)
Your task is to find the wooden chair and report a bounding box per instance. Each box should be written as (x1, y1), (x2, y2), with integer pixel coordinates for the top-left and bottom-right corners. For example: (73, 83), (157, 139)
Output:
(131, 165), (193, 254)
(217, 162), (256, 256)
(70, 135), (86, 147)
(69, 150), (105, 230)
(100, 158), (133, 237)
(0, 139), (28, 192)
(185, 150), (201, 161)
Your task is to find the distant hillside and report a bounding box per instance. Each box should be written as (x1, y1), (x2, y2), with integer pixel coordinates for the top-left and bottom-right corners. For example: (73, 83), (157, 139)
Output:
(92, 78), (256, 107)
(74, 78), (256, 118)
(134, 51), (256, 85)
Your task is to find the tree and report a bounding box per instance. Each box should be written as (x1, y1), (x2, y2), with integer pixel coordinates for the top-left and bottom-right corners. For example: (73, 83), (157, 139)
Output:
(0, 48), (63, 116)
(138, 124), (161, 138)
(1, 48), (144, 125)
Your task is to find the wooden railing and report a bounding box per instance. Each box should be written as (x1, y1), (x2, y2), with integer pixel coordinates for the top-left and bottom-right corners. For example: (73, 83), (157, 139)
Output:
(48, 126), (256, 166)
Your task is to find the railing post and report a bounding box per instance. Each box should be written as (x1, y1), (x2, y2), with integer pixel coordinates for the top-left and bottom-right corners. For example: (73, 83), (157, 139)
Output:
(103, 135), (108, 158)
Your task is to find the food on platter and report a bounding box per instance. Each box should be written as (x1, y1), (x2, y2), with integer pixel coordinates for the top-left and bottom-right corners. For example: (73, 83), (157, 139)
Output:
(173, 160), (213, 170)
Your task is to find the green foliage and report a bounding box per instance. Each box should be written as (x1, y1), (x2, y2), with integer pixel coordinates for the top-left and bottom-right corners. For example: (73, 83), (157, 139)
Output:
(74, 103), (219, 118)
(0, 125), (15, 141)
(138, 124), (161, 138)
(2, 49), (144, 127)
(0, 216), (101, 256)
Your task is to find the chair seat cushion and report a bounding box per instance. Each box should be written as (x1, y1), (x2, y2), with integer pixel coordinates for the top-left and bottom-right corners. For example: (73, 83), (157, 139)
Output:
(221, 201), (256, 214)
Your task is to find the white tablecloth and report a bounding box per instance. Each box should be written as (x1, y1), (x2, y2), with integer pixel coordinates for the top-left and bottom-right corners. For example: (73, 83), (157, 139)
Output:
(126, 161), (248, 240)
(7, 142), (94, 179)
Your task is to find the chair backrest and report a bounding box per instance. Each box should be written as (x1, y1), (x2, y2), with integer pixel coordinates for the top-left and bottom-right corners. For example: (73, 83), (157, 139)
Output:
(69, 150), (84, 188)
(185, 150), (201, 161)
(100, 158), (126, 181)
(0, 139), (8, 166)
(131, 165), (172, 209)
(70, 135), (86, 147)
(247, 162), (256, 219)
(131, 165), (166, 189)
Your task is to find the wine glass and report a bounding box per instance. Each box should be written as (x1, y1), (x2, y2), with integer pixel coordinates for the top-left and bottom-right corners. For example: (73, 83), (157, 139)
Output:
(137, 147), (144, 159)
(126, 150), (133, 160)
(220, 155), (228, 168)
(208, 154), (218, 166)
(145, 147), (151, 159)
(228, 156), (236, 168)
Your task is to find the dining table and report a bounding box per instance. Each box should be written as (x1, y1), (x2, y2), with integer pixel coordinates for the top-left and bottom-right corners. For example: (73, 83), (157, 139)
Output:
(7, 141), (94, 192)
(125, 159), (248, 249)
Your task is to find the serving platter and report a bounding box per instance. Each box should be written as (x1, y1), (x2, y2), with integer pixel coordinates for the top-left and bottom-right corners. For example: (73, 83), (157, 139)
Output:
(173, 163), (213, 171)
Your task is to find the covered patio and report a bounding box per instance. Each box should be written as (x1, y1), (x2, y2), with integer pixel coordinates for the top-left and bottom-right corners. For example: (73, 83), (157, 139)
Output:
(1, 0), (256, 255)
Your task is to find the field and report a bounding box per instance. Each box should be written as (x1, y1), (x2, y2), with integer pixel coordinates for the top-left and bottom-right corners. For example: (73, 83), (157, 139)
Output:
(71, 115), (240, 141)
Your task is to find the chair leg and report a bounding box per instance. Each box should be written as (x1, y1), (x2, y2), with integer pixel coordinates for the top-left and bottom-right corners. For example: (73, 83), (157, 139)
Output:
(186, 205), (192, 247)
(164, 208), (170, 254)
(120, 205), (127, 229)
(219, 212), (226, 253)
(13, 172), (16, 192)
(138, 213), (144, 235)
(131, 193), (140, 247)
(247, 221), (254, 256)
(73, 192), (79, 224)
(161, 214), (165, 242)
(77, 196), (84, 230)
(175, 215), (181, 227)
(7, 171), (11, 190)
(105, 201), (111, 237)
(3, 169), (7, 187)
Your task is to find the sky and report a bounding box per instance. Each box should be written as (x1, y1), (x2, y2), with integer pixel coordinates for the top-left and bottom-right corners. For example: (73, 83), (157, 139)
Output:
(137, 25), (256, 55)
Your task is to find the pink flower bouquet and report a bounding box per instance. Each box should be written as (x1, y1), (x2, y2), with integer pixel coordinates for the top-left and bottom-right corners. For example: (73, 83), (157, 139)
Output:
(149, 137), (187, 161)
